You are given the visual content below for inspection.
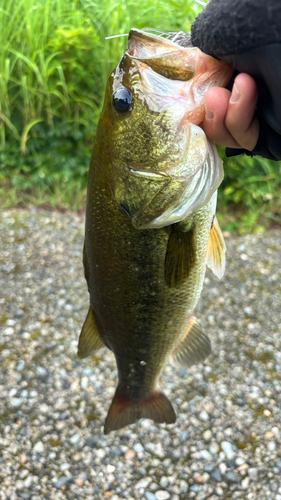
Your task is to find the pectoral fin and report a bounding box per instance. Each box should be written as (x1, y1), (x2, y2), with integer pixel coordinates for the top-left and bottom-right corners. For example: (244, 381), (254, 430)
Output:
(207, 216), (226, 279)
(165, 224), (196, 288)
(171, 316), (211, 367)
(78, 307), (105, 358)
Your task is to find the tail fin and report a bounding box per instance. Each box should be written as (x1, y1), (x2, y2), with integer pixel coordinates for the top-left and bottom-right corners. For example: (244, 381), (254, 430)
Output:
(104, 387), (176, 434)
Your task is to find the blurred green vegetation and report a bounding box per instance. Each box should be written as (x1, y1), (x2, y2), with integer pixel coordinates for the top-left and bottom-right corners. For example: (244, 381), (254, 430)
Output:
(218, 150), (281, 234)
(0, 0), (281, 233)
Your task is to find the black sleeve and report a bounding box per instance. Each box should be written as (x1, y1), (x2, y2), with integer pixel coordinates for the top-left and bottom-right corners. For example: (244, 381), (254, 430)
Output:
(191, 0), (281, 161)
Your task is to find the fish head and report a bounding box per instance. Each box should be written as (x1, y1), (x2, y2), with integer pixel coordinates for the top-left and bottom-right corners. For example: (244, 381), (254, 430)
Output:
(98, 29), (233, 228)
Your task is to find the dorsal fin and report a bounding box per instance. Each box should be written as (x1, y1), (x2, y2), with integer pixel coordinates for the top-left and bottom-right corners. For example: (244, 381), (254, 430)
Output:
(171, 316), (211, 367)
(164, 224), (196, 288)
(207, 216), (226, 279)
(78, 307), (105, 359)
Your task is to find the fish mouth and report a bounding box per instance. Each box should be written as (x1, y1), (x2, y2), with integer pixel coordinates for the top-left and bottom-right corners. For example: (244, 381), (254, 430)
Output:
(114, 28), (233, 129)
(125, 28), (233, 89)
(126, 28), (196, 82)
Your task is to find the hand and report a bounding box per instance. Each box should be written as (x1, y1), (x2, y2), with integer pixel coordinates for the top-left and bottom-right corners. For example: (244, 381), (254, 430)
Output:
(202, 73), (260, 152)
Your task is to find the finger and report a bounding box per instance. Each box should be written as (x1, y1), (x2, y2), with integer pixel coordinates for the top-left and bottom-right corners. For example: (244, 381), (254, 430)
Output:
(225, 73), (259, 150)
(202, 87), (239, 148)
(202, 74), (260, 150)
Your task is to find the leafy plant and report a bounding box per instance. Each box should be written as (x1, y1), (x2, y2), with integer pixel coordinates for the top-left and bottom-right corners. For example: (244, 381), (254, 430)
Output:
(218, 150), (281, 233)
(0, 123), (92, 210)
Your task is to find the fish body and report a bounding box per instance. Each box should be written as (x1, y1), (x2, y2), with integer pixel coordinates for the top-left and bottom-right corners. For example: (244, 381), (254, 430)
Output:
(79, 29), (233, 434)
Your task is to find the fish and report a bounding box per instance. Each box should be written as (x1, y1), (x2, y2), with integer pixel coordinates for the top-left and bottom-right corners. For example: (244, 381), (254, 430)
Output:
(78, 28), (233, 434)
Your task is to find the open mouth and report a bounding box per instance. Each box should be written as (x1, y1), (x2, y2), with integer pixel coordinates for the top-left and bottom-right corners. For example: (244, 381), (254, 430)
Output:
(126, 28), (196, 82)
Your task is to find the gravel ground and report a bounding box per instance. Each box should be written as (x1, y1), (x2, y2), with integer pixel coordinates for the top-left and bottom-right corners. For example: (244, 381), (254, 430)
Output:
(1, 208), (281, 500)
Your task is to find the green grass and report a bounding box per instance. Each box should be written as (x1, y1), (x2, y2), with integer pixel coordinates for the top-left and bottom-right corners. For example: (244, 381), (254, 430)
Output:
(219, 151), (281, 234)
(0, 123), (91, 210)
(0, 0), (200, 148)
(0, 0), (281, 233)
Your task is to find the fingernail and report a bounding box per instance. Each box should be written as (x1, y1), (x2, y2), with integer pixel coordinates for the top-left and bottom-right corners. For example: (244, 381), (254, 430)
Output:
(230, 83), (240, 104)
(205, 106), (214, 121)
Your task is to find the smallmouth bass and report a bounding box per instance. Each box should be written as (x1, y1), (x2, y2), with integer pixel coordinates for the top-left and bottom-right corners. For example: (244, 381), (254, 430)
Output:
(79, 29), (233, 434)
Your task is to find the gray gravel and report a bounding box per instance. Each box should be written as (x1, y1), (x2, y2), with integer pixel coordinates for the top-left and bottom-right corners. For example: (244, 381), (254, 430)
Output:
(1, 208), (281, 500)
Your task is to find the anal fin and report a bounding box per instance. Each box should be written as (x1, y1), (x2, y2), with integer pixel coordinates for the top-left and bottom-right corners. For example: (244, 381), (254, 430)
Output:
(165, 224), (196, 288)
(207, 216), (226, 279)
(78, 306), (105, 358)
(171, 316), (211, 367)
(104, 388), (176, 434)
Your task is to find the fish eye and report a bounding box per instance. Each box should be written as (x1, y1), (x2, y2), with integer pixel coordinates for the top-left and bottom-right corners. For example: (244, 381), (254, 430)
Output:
(113, 87), (133, 113)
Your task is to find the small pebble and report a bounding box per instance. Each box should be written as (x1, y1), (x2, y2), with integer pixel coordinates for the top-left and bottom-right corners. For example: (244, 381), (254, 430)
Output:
(235, 457), (245, 466)
(199, 410), (209, 422)
(33, 441), (44, 453)
(4, 327), (14, 336)
(106, 464), (115, 473)
(203, 430), (212, 441)
(96, 448), (106, 459)
(200, 449), (212, 461)
(24, 476), (33, 488)
(268, 441), (276, 451)
(219, 463), (227, 475)
(29, 390), (38, 398)
(60, 463), (70, 471)
(216, 487), (224, 496)
(211, 468), (222, 482)
(248, 468), (258, 481)
(19, 470), (29, 479)
(145, 493), (156, 500)
(80, 376), (88, 389)
(16, 360), (25, 371)
(36, 366), (48, 378)
(179, 480), (188, 492)
(135, 478), (151, 489)
(133, 442), (144, 453)
(124, 450), (135, 460)
(265, 431), (274, 439)
(6, 319), (16, 326)
(10, 397), (23, 408)
(155, 491), (171, 500)
(55, 476), (74, 489)
(242, 477), (250, 489)
(160, 477), (169, 488)
(209, 443), (219, 455)
(69, 433), (81, 446)
(225, 472), (239, 483)
(189, 485), (199, 493)
(221, 441), (235, 460)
